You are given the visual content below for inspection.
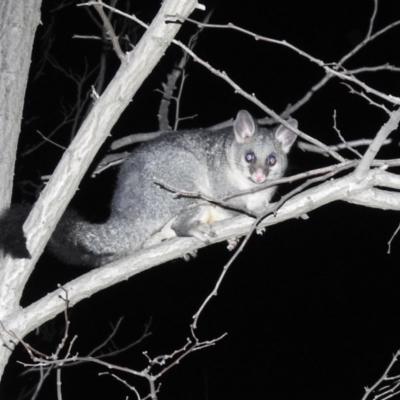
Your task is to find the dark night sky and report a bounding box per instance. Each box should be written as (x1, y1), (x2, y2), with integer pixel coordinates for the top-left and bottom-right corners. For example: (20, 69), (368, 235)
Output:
(3, 0), (400, 399)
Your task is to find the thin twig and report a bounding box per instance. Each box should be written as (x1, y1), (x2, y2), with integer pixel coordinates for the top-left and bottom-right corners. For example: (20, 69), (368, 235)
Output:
(332, 110), (363, 158)
(92, 0), (125, 61)
(361, 350), (400, 400)
(387, 223), (400, 254)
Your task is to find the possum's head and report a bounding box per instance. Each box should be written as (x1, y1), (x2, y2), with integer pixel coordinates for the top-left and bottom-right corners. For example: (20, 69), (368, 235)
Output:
(231, 110), (297, 184)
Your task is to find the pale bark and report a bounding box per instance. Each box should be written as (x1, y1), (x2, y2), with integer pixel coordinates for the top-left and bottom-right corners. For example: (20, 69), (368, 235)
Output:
(0, 0), (42, 209)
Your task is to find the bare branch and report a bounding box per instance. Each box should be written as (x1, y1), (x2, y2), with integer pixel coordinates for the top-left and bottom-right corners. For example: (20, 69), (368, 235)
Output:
(348, 64), (400, 74)
(388, 223), (400, 254)
(0, 166), (399, 376)
(173, 39), (345, 161)
(79, 1), (150, 30)
(92, 0), (125, 61)
(298, 138), (393, 155)
(340, 17), (400, 66)
(332, 110), (363, 158)
(361, 350), (400, 400)
(153, 178), (258, 217)
(367, 0), (378, 38)
(342, 82), (391, 115)
(111, 132), (163, 150)
(355, 107), (400, 179)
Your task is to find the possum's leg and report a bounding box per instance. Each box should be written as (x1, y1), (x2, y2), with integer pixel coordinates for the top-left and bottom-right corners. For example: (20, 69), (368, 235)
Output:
(172, 205), (233, 244)
(142, 218), (177, 248)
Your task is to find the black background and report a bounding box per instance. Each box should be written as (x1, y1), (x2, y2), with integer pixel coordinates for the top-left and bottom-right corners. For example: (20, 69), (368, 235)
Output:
(3, 0), (400, 399)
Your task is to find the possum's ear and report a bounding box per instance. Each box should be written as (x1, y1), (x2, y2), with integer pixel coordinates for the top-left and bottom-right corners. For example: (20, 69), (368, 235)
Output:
(233, 110), (257, 143)
(275, 119), (298, 153)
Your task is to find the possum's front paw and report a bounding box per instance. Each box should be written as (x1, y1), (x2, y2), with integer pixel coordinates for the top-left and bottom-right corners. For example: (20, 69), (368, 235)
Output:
(227, 237), (241, 251)
(256, 227), (266, 235)
(182, 250), (198, 261)
(172, 210), (217, 245)
(189, 222), (216, 244)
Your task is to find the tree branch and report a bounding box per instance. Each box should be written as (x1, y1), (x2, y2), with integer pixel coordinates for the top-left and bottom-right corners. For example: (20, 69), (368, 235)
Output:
(2, 168), (399, 343)
(354, 107), (400, 179)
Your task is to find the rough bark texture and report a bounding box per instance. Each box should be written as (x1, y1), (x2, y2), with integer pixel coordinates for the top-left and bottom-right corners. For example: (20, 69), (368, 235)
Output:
(0, 0), (42, 210)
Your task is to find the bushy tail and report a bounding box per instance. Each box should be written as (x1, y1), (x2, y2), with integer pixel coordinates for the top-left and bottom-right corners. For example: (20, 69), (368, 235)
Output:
(48, 209), (120, 267)
(0, 204), (32, 259)
(0, 206), (126, 267)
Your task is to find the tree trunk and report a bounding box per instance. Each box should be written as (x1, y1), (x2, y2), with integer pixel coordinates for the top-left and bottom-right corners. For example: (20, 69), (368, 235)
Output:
(0, 0), (42, 383)
(0, 0), (42, 210)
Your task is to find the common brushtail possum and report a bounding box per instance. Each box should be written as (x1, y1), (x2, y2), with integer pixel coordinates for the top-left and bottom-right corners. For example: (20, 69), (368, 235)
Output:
(0, 110), (297, 267)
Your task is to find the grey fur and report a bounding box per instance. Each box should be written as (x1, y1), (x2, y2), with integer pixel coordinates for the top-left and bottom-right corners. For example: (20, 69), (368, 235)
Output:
(49, 110), (297, 267)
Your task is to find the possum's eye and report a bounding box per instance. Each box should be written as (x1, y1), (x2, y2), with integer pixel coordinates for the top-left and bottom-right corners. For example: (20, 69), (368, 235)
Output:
(245, 151), (255, 163)
(267, 154), (276, 165)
